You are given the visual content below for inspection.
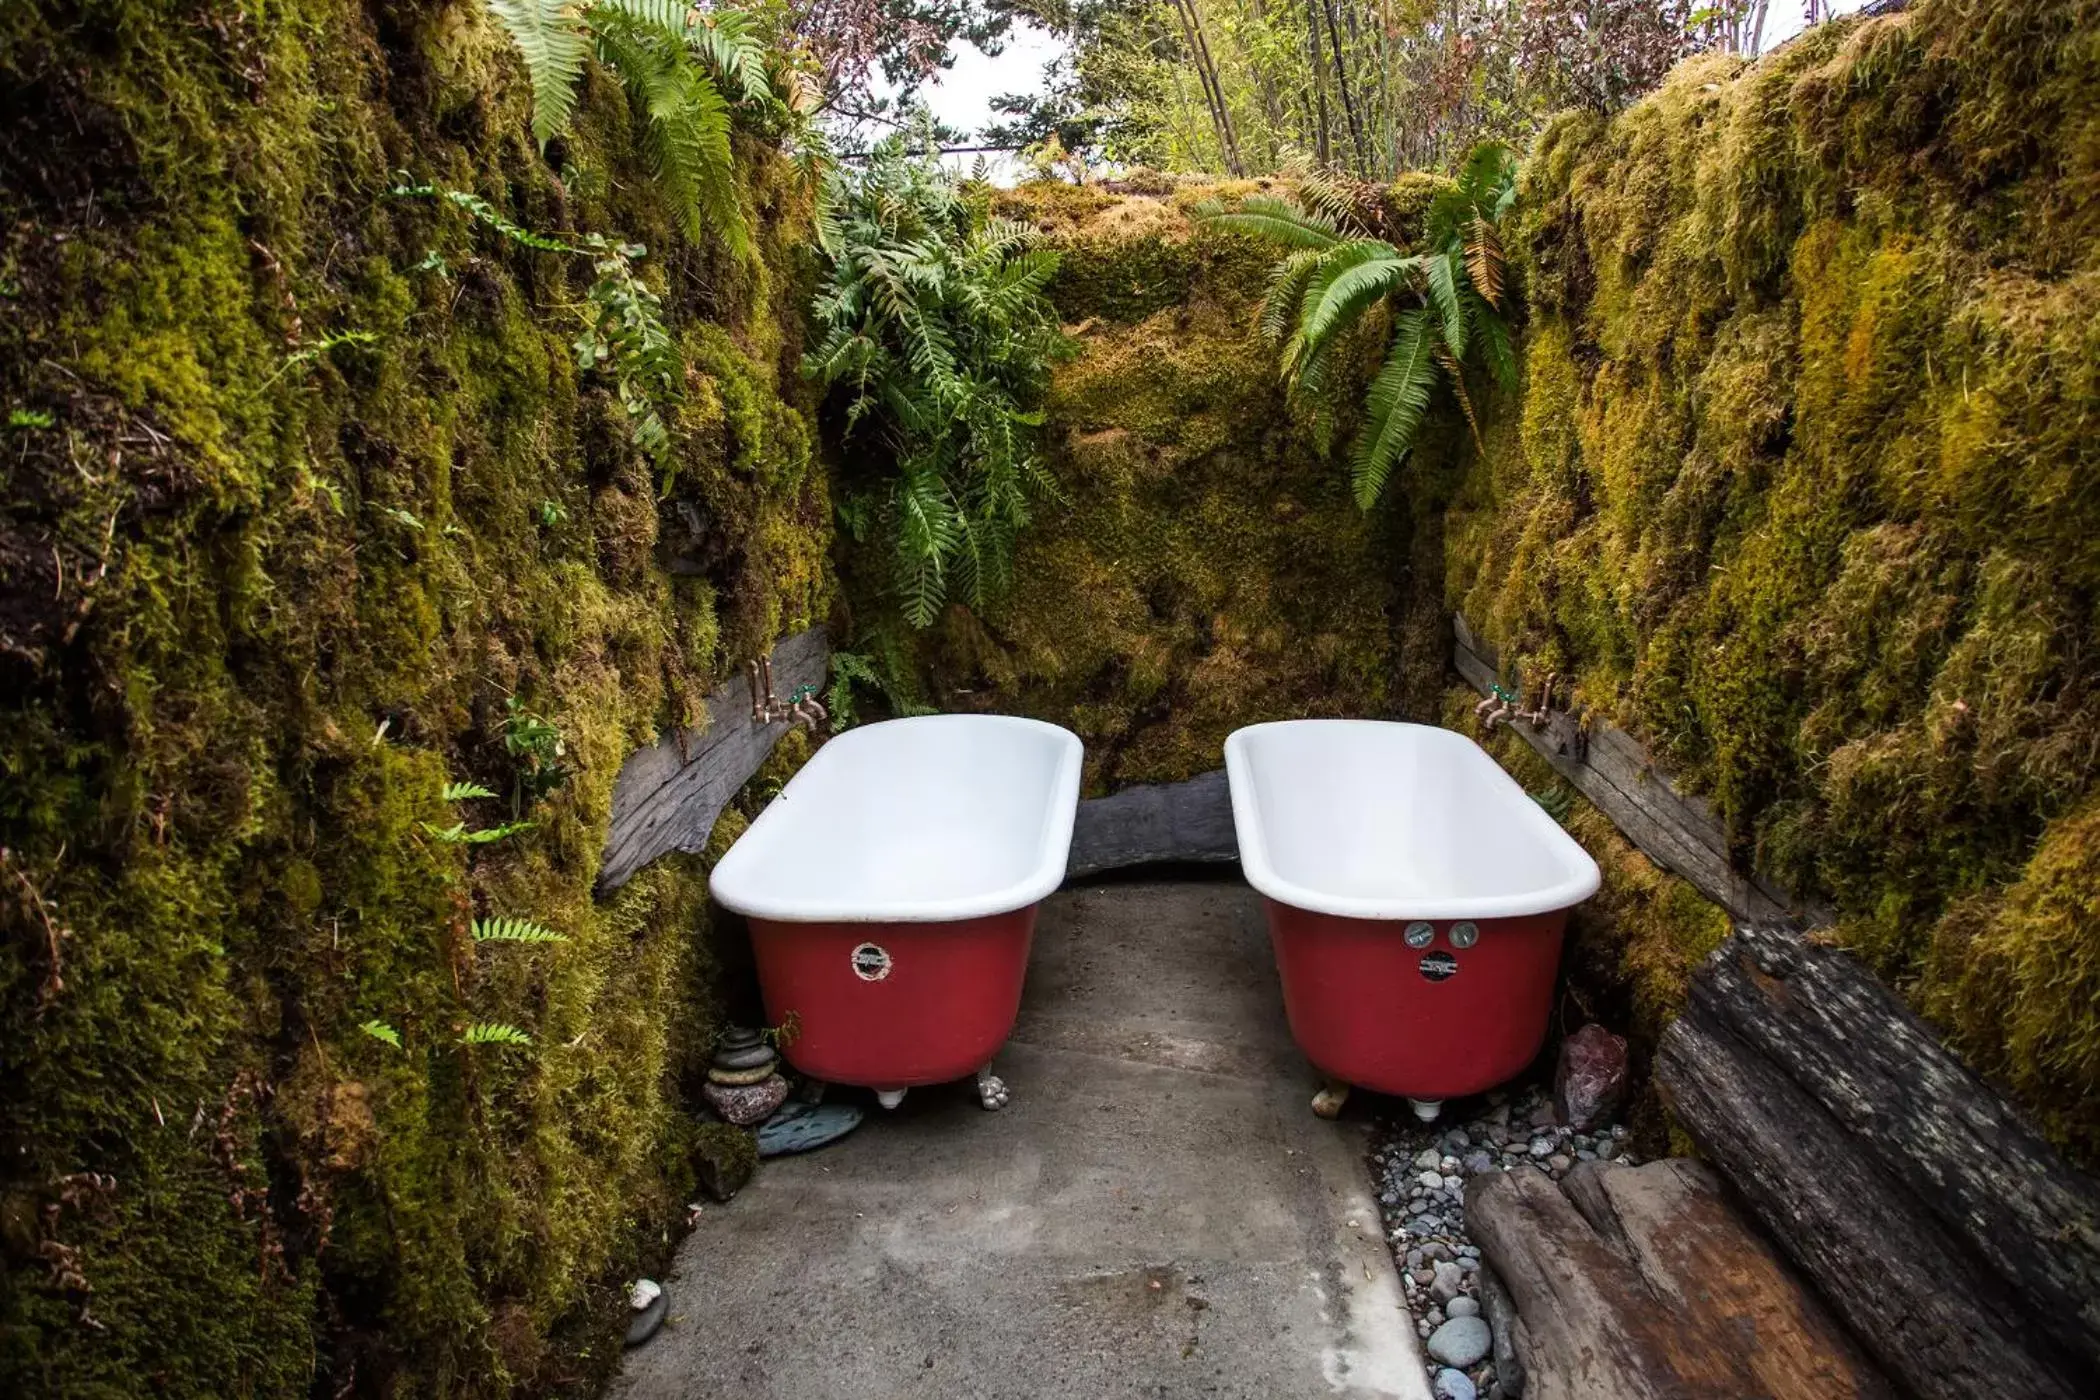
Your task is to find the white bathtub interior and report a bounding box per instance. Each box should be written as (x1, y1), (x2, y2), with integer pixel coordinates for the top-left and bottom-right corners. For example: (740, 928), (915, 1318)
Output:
(709, 713), (1084, 922)
(1224, 720), (1600, 920)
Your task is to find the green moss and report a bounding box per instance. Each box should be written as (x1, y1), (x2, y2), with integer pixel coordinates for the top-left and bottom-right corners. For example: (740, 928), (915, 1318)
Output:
(1446, 0), (2100, 1164)
(872, 178), (1422, 787)
(0, 0), (830, 1392)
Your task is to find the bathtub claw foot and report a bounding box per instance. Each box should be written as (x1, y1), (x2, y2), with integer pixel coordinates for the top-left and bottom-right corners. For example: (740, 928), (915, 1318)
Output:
(1407, 1097), (1444, 1123)
(874, 1088), (907, 1111)
(975, 1066), (1011, 1112)
(1311, 1078), (1352, 1119)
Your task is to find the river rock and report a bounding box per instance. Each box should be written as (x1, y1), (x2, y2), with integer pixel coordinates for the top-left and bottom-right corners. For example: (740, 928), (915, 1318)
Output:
(1552, 1022), (1629, 1130)
(702, 1072), (788, 1126)
(1426, 1314), (1492, 1368)
(1434, 1368), (1478, 1400)
(1430, 1259), (1465, 1305)
(1446, 1295), (1480, 1319)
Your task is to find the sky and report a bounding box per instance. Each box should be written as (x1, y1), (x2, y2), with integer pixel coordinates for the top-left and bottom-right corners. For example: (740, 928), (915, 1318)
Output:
(916, 2), (1871, 147)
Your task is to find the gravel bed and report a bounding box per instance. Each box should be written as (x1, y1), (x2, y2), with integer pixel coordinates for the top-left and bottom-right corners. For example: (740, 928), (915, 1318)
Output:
(1369, 1082), (1641, 1400)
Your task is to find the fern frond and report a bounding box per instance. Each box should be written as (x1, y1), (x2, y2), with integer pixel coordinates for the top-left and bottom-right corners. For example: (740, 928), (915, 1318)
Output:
(1300, 240), (1413, 354)
(1436, 344), (1483, 451)
(1192, 196), (1341, 250)
(685, 7), (773, 103)
(461, 1022), (533, 1046)
(360, 1020), (402, 1049)
(488, 0), (592, 147)
(1465, 284), (1518, 391)
(1295, 168), (1382, 236)
(1349, 309), (1440, 509)
(593, 13), (749, 258)
(894, 460), (959, 626)
(472, 917), (568, 944)
(421, 818), (537, 844)
(1424, 251), (1468, 359)
(1465, 214), (1506, 309)
(1456, 140), (1517, 215)
(442, 781), (498, 802)
(1259, 248), (1323, 347)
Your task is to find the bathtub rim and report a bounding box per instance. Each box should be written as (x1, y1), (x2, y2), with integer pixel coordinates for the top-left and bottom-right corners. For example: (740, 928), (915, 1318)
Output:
(1223, 718), (1602, 921)
(708, 713), (1084, 924)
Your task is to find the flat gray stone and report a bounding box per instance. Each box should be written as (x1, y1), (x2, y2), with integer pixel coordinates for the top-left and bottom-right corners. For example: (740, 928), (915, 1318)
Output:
(1434, 1369), (1479, 1400)
(610, 881), (1431, 1400)
(1426, 1315), (1493, 1368)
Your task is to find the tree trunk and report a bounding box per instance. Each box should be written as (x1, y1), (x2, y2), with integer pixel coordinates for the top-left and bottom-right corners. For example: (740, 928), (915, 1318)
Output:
(1318, 0), (1367, 173)
(1303, 0), (1332, 166)
(1173, 0), (1243, 175)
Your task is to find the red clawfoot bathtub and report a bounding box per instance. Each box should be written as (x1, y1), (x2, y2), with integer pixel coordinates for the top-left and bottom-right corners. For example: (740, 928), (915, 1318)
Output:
(709, 714), (1084, 1110)
(1224, 720), (1601, 1120)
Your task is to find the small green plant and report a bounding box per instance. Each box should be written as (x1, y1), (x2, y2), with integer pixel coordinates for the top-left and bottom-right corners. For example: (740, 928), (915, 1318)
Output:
(1195, 141), (1520, 507)
(422, 818), (536, 845)
(826, 649), (936, 728)
(501, 698), (569, 816)
(425, 776), (535, 845)
(461, 1022), (533, 1047)
(471, 917), (567, 944)
(7, 408), (54, 429)
(535, 498), (567, 526)
(805, 136), (1068, 626)
(1530, 786), (1575, 824)
(359, 1020), (403, 1049)
(392, 180), (684, 481)
(264, 328), (381, 390)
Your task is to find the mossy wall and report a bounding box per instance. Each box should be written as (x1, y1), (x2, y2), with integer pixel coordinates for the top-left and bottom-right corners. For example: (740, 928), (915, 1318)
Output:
(0, 1), (828, 1393)
(1449, 0), (2100, 1163)
(874, 180), (1449, 790)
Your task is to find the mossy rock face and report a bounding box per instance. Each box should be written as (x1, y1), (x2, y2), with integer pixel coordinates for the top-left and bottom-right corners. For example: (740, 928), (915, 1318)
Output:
(870, 178), (1451, 789)
(0, 1), (829, 1393)
(1447, 0), (2100, 1166)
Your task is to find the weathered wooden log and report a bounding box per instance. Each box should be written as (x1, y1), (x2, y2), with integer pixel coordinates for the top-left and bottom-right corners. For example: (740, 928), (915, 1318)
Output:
(1452, 614), (1815, 926)
(1466, 1158), (1891, 1400)
(1477, 1260), (1528, 1398)
(597, 627), (829, 891)
(1066, 768), (1237, 879)
(1656, 924), (2100, 1400)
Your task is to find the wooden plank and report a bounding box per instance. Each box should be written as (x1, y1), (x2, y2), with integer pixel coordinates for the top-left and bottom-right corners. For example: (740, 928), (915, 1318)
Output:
(1467, 1160), (1893, 1400)
(1453, 615), (1807, 926)
(1567, 1158), (1893, 1398)
(1657, 925), (2100, 1400)
(1066, 769), (1237, 879)
(1466, 1166), (1687, 1400)
(597, 627), (830, 891)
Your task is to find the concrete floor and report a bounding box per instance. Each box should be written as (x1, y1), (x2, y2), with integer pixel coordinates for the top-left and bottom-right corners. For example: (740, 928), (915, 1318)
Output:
(610, 881), (1430, 1400)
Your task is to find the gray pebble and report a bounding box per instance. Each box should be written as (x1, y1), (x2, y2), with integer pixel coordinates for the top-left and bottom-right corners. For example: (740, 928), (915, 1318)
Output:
(1426, 1315), (1493, 1368)
(1434, 1368), (1478, 1400)
(1446, 1295), (1481, 1319)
